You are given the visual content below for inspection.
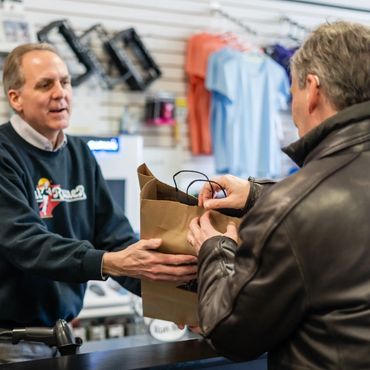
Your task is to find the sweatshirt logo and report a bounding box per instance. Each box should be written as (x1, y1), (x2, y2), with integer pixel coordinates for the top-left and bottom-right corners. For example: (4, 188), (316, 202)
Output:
(34, 178), (87, 218)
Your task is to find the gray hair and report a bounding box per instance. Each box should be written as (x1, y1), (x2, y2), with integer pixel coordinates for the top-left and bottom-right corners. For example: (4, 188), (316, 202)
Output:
(291, 21), (370, 110)
(2, 43), (60, 100)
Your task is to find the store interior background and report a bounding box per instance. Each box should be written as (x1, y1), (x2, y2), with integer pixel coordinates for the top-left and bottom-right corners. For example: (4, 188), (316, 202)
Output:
(0, 0), (369, 350)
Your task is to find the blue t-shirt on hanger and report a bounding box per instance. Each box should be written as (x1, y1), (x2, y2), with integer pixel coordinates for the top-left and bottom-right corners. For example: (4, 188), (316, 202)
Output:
(206, 47), (236, 174)
(206, 47), (290, 179)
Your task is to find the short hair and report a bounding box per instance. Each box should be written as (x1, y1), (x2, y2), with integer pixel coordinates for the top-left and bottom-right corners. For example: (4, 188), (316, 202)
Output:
(291, 21), (370, 110)
(2, 43), (60, 99)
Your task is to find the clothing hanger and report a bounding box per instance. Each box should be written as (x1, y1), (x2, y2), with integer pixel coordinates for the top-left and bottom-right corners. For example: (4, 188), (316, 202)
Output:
(209, 3), (267, 55)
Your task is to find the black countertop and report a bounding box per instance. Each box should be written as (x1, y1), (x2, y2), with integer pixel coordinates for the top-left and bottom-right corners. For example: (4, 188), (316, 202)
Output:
(0, 338), (267, 370)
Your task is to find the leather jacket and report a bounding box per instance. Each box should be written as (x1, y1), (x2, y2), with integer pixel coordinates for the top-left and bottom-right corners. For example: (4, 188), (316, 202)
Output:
(198, 101), (370, 369)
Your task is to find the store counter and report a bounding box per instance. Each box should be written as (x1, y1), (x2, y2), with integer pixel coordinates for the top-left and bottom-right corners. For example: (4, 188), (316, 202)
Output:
(0, 338), (267, 369)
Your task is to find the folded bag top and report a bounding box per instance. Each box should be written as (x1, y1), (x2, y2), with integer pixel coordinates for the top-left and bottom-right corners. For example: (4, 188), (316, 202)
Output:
(138, 163), (241, 255)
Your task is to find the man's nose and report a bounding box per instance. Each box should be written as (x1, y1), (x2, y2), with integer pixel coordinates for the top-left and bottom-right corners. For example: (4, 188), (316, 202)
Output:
(51, 82), (66, 99)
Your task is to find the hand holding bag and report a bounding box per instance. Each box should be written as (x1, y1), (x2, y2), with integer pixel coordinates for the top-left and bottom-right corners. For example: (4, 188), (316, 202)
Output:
(138, 163), (241, 326)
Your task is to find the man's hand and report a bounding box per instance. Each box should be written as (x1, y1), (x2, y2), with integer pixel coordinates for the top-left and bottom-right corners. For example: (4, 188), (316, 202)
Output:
(187, 211), (238, 255)
(102, 238), (197, 282)
(198, 175), (250, 210)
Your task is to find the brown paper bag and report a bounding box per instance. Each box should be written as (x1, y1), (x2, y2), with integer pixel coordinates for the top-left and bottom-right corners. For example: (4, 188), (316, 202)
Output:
(138, 163), (241, 326)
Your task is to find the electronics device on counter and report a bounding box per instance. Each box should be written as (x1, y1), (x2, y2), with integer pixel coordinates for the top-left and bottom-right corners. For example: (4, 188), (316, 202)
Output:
(0, 319), (82, 356)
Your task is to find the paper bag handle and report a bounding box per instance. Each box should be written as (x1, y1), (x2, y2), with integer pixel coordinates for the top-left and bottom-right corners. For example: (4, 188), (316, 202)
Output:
(172, 170), (214, 193)
(186, 179), (227, 199)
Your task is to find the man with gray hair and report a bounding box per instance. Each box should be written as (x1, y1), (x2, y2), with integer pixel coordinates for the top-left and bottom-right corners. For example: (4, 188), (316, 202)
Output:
(0, 43), (197, 363)
(187, 21), (370, 369)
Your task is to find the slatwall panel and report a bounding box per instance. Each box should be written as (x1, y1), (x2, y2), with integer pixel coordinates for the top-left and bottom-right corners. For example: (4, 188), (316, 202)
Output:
(0, 0), (369, 155)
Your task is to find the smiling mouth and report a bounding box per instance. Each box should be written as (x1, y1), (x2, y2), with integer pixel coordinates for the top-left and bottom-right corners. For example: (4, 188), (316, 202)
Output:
(49, 108), (67, 114)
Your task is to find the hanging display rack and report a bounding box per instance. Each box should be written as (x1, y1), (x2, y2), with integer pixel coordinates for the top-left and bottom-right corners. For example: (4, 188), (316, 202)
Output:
(280, 0), (370, 14)
(209, 2), (310, 42)
(210, 2), (258, 36)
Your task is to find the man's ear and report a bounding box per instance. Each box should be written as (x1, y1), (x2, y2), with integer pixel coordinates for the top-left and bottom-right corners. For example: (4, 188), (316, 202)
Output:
(8, 89), (22, 112)
(306, 74), (320, 114)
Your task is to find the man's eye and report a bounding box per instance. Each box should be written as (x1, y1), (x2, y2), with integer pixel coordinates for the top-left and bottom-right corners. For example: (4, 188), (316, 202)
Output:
(38, 82), (51, 89)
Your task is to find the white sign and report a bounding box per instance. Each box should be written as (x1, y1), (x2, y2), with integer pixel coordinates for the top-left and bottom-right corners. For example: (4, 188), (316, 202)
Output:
(149, 319), (187, 342)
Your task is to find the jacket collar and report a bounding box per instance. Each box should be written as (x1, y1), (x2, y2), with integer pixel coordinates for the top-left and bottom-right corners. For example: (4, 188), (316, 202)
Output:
(283, 100), (370, 167)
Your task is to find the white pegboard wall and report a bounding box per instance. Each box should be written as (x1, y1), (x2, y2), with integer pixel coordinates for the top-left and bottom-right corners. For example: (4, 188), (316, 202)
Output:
(0, 0), (369, 175)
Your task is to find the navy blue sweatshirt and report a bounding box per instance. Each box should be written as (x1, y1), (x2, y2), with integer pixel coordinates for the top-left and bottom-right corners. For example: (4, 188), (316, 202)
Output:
(0, 123), (140, 328)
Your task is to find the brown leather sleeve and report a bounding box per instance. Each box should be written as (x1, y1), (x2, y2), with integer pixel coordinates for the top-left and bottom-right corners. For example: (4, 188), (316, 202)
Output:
(243, 177), (276, 213)
(197, 224), (305, 362)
